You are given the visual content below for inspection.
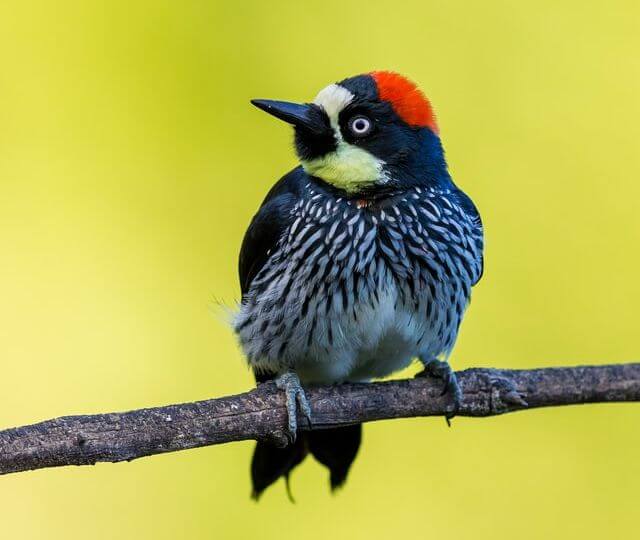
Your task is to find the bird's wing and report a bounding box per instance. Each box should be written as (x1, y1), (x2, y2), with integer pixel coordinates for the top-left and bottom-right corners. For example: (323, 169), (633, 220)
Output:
(454, 190), (484, 285)
(238, 167), (305, 383)
(238, 167), (304, 296)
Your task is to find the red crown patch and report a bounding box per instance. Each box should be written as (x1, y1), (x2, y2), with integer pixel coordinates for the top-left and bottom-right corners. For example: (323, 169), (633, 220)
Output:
(370, 71), (438, 133)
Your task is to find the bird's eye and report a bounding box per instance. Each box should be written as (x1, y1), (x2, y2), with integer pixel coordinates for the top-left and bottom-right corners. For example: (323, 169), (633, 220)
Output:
(348, 115), (373, 137)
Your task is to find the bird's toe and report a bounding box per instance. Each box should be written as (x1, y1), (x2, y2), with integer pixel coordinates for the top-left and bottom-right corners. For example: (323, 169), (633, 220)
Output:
(275, 372), (312, 443)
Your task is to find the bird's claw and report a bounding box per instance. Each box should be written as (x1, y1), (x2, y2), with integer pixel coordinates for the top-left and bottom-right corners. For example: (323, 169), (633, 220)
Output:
(275, 372), (312, 444)
(416, 359), (462, 426)
(485, 373), (528, 413)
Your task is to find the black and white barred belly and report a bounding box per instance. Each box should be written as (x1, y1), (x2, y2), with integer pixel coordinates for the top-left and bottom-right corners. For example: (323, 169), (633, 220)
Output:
(234, 185), (483, 384)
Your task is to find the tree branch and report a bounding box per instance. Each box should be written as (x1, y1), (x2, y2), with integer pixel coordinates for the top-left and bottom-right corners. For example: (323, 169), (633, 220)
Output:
(1, 363), (639, 476)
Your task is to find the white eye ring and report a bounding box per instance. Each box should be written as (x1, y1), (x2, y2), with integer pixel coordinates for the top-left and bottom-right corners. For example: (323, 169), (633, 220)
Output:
(348, 115), (373, 137)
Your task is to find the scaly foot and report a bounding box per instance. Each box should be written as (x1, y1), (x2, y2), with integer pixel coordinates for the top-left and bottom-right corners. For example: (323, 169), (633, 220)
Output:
(416, 359), (462, 426)
(275, 371), (312, 443)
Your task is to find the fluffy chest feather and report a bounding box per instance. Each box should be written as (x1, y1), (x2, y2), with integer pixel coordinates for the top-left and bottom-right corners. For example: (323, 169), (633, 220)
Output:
(234, 184), (483, 383)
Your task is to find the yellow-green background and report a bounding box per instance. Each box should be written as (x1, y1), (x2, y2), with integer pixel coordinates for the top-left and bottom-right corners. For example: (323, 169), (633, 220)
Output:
(1, 1), (639, 538)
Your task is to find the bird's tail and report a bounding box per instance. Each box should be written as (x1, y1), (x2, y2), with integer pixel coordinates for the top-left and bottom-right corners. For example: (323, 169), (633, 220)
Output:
(251, 424), (362, 500)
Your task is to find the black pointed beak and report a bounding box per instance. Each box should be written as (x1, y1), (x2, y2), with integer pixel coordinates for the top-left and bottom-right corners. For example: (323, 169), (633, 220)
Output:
(251, 99), (328, 135)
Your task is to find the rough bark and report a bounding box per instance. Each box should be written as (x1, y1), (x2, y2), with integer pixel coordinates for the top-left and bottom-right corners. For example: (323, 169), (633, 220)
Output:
(1, 363), (638, 476)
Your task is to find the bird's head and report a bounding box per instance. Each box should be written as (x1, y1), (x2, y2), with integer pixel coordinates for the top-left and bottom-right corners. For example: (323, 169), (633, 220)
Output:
(252, 71), (447, 195)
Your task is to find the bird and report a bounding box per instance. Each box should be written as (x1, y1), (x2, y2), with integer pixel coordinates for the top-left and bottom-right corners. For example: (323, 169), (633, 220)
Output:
(234, 71), (484, 499)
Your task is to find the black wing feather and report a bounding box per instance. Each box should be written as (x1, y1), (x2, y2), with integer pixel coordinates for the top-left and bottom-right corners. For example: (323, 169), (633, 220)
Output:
(453, 189), (484, 285)
(238, 167), (305, 296)
(238, 167), (306, 384)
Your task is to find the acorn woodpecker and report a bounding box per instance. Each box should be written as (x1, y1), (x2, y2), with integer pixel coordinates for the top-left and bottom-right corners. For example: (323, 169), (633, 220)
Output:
(234, 71), (484, 498)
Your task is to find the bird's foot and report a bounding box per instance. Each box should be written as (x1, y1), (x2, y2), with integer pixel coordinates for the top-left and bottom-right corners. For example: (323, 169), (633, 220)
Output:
(416, 359), (462, 426)
(482, 372), (528, 413)
(275, 372), (312, 444)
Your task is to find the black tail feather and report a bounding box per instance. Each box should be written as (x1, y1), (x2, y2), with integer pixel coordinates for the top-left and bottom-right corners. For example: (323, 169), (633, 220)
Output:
(250, 425), (362, 498)
(308, 424), (362, 491)
(251, 437), (308, 500)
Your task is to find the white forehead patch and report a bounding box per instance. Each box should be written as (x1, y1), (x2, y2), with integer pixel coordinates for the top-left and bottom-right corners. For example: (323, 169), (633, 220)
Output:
(313, 84), (354, 123)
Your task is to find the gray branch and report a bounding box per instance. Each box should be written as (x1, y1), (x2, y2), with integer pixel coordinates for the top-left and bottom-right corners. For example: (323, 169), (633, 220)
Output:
(1, 363), (639, 476)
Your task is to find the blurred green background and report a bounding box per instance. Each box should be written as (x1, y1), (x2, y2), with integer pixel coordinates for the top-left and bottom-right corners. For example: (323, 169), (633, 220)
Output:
(1, 1), (639, 538)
